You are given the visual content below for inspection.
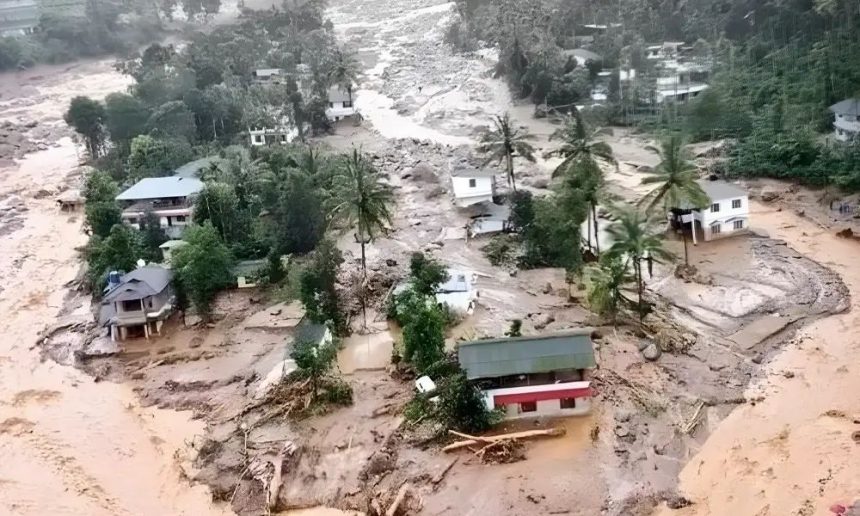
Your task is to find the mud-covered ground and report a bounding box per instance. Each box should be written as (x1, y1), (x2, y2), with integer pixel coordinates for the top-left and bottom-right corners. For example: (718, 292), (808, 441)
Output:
(13, 0), (860, 515)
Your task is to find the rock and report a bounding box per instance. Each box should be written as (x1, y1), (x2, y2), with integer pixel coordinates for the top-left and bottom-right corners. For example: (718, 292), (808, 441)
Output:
(541, 282), (553, 294)
(185, 314), (202, 327)
(637, 165), (654, 174)
(836, 228), (854, 238)
(532, 313), (555, 330)
(614, 425), (630, 438)
(591, 330), (603, 341)
(783, 371), (795, 379)
(642, 343), (662, 361)
(385, 259), (398, 267)
(795, 208), (805, 217)
(760, 190), (779, 202)
(615, 410), (632, 423)
(530, 177), (550, 189)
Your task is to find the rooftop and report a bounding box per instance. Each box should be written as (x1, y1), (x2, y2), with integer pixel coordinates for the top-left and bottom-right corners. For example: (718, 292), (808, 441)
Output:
(294, 318), (329, 345)
(451, 166), (498, 178)
(103, 266), (173, 303)
(437, 269), (470, 293)
(697, 179), (746, 201)
(116, 176), (204, 202)
(830, 98), (860, 116)
(458, 330), (595, 380)
(563, 48), (603, 62)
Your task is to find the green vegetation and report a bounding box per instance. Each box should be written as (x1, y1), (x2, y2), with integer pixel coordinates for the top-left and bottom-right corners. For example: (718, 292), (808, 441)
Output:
(605, 206), (673, 323)
(585, 255), (635, 325)
(299, 240), (346, 334)
(329, 149), (395, 276)
(402, 300), (446, 373)
(171, 223), (234, 318)
(65, 97), (107, 159)
(476, 112), (536, 192)
(291, 337), (339, 403)
(451, 0), (860, 189)
(405, 365), (498, 434)
(409, 252), (449, 296)
(639, 136), (709, 264)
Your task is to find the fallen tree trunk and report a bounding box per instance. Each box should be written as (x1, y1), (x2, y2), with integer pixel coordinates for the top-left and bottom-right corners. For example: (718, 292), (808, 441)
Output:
(442, 427), (566, 453)
(385, 482), (410, 516)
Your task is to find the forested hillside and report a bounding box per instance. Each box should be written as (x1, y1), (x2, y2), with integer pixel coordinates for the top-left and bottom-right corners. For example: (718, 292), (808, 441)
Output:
(449, 0), (860, 188)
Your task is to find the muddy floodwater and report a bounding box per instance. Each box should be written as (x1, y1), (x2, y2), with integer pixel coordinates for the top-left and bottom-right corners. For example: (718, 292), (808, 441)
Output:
(0, 61), (228, 516)
(1, 0), (858, 514)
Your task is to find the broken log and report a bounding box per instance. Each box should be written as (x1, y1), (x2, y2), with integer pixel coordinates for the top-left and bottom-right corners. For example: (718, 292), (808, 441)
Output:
(386, 483), (410, 516)
(681, 401), (706, 435)
(443, 427), (566, 453)
(431, 458), (458, 485)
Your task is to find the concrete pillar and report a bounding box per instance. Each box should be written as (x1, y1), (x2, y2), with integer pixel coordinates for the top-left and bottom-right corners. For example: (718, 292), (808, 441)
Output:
(144, 323), (150, 340)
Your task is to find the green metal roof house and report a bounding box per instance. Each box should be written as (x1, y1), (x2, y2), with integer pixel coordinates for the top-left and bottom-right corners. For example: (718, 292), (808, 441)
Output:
(458, 330), (595, 380)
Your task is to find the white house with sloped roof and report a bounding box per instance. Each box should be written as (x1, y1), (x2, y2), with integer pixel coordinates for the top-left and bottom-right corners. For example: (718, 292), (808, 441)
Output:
(830, 98), (860, 142)
(325, 86), (357, 122)
(671, 179), (749, 243)
(451, 167), (497, 207)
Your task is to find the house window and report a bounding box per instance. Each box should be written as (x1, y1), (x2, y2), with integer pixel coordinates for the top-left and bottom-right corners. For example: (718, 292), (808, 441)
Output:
(328, 102), (334, 108)
(711, 224), (721, 235)
(254, 135), (263, 143)
(732, 199), (742, 209)
(175, 215), (187, 223)
(560, 398), (577, 409)
(343, 100), (353, 108)
(468, 178), (477, 188)
(711, 203), (720, 212)
(121, 299), (143, 312)
(520, 401), (537, 413)
(127, 217), (138, 225)
(733, 220), (744, 230)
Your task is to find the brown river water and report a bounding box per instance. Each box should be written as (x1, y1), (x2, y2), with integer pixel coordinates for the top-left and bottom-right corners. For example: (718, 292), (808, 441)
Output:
(1, 0), (858, 513)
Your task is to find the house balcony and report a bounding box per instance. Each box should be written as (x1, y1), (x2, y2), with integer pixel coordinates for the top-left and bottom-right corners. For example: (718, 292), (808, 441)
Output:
(834, 118), (860, 134)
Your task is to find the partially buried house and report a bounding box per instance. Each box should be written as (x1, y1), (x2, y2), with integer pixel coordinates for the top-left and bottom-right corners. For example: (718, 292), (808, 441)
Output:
(457, 330), (596, 420)
(101, 266), (175, 341)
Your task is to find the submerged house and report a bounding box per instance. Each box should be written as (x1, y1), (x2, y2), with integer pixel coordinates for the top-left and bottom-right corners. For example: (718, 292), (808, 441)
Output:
(458, 330), (596, 420)
(668, 179), (749, 243)
(116, 176), (204, 239)
(102, 266), (175, 341)
(830, 98), (860, 142)
(451, 167), (497, 207)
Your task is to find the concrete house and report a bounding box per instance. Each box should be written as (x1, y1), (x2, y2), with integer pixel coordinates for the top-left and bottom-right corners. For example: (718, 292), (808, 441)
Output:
(116, 176), (204, 239)
(393, 268), (478, 316)
(830, 98), (860, 142)
(669, 179), (749, 243)
(0, 0), (38, 35)
(102, 266), (175, 341)
(458, 330), (596, 420)
(451, 167), (497, 207)
(249, 125), (299, 146)
(325, 86), (357, 122)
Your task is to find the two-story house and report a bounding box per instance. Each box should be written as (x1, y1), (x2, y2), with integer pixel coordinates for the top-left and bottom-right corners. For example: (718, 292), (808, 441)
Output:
(830, 98), (860, 142)
(670, 179), (749, 243)
(102, 266), (175, 341)
(116, 176), (204, 239)
(451, 167), (497, 207)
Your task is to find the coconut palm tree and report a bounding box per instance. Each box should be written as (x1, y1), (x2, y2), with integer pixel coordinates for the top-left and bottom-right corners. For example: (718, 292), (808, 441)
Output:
(328, 47), (360, 106)
(476, 112), (536, 193)
(329, 148), (394, 278)
(561, 156), (609, 257)
(545, 110), (617, 179)
(605, 206), (673, 324)
(585, 255), (635, 327)
(638, 135), (710, 265)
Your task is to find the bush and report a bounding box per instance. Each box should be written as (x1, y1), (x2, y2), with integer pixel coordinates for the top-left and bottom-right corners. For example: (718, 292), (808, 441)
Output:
(481, 234), (519, 267)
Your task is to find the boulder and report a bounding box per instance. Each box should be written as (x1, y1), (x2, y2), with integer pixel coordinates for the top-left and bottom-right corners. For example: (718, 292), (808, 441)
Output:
(532, 313), (555, 330)
(642, 343), (662, 361)
(760, 190), (779, 202)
